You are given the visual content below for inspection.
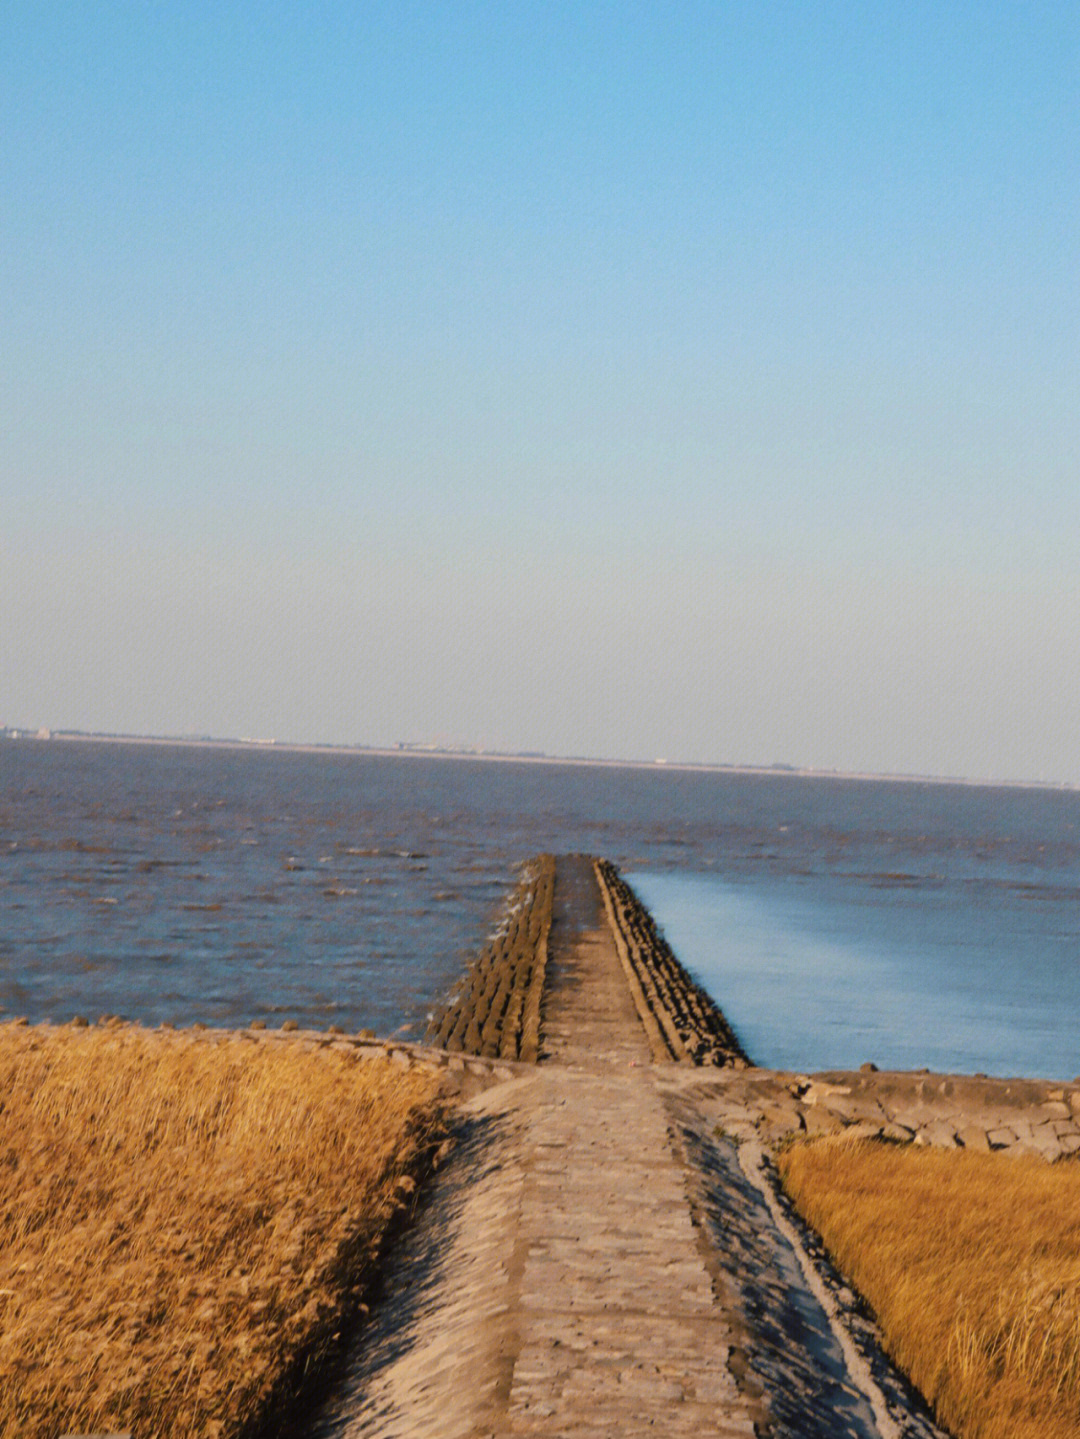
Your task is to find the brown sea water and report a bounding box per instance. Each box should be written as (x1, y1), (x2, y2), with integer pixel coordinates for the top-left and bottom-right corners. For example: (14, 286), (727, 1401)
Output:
(2, 739), (1079, 1076)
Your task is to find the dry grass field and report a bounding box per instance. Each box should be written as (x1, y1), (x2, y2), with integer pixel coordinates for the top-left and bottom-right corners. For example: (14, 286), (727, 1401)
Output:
(778, 1136), (1080, 1439)
(0, 1020), (442, 1439)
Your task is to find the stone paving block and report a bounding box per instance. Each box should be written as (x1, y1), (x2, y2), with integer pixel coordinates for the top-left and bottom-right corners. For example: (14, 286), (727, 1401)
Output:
(759, 1100), (804, 1132)
(987, 1126), (1017, 1148)
(880, 1121), (914, 1141)
(915, 1120), (959, 1148)
(1022, 1128), (1064, 1160)
(1040, 1100), (1072, 1119)
(801, 1106), (847, 1135)
(958, 1124), (991, 1151)
(844, 1119), (886, 1141)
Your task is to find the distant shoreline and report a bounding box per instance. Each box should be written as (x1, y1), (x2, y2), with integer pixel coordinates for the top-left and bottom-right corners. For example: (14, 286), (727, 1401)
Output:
(4, 727), (1076, 795)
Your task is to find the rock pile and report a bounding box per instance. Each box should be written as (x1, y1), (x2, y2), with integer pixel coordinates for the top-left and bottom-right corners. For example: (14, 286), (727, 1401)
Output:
(595, 858), (749, 1067)
(425, 854), (555, 1062)
(666, 1066), (1080, 1162)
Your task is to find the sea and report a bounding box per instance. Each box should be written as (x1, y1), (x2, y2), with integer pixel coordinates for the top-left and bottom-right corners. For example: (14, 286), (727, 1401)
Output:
(3, 738), (1079, 1080)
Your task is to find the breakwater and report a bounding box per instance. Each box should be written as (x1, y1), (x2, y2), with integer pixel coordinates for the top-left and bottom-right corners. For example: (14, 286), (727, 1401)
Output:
(595, 858), (749, 1067)
(307, 854), (953, 1439)
(426, 854), (555, 1062)
(8, 848), (1077, 1438)
(426, 854), (750, 1071)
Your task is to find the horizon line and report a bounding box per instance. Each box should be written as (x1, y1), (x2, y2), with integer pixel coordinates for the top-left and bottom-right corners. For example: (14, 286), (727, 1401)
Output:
(3, 724), (1076, 796)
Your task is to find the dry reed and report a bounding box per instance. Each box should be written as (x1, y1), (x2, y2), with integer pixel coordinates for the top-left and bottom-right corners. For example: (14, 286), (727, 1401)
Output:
(0, 1021), (442, 1438)
(778, 1136), (1080, 1439)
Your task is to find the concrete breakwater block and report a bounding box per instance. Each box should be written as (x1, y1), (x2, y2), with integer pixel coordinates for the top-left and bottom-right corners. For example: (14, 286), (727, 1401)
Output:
(425, 854), (555, 1063)
(594, 857), (750, 1068)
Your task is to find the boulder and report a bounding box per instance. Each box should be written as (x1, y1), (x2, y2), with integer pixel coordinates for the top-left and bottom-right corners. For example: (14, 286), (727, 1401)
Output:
(986, 1127), (1017, 1149)
(957, 1125), (991, 1152)
(915, 1120), (959, 1149)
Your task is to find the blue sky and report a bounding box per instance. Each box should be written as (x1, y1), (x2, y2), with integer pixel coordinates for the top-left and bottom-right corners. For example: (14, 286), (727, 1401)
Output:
(3, 3), (1078, 780)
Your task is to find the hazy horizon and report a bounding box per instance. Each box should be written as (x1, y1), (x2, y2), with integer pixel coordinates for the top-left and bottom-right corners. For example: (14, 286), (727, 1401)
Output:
(3, 725), (1076, 793)
(4, 4), (1078, 786)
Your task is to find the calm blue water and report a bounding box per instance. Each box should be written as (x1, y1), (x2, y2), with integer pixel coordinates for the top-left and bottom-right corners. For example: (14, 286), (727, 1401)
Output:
(2, 739), (1079, 1077)
(629, 871), (1080, 1078)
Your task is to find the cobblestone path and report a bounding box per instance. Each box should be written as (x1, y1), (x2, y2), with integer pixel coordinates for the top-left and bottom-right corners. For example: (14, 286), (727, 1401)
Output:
(501, 857), (753, 1436)
(300, 857), (946, 1439)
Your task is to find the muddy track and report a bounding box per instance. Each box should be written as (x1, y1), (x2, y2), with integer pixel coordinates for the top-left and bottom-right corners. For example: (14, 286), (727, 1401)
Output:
(426, 855), (555, 1062)
(594, 858), (750, 1067)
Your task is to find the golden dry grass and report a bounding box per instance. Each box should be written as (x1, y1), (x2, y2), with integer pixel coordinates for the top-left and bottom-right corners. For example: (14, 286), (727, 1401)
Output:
(778, 1137), (1080, 1439)
(0, 1020), (442, 1439)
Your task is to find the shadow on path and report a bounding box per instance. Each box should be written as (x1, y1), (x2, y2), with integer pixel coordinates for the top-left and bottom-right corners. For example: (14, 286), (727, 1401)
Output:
(671, 1095), (947, 1439)
(289, 1105), (509, 1439)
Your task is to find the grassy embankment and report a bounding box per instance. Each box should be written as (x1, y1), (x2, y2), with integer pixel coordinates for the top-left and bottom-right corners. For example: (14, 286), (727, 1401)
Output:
(778, 1137), (1080, 1439)
(0, 1021), (442, 1438)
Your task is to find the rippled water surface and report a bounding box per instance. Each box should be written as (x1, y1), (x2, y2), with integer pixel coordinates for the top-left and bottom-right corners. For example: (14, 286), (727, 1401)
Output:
(3, 740), (1079, 1075)
(630, 869), (1080, 1079)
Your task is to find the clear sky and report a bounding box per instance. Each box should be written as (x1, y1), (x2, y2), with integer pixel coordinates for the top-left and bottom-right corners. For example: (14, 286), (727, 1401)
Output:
(3, 2), (1078, 781)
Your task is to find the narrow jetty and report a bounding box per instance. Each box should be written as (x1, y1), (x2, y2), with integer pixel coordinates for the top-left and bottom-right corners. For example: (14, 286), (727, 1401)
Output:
(300, 856), (1013, 1437)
